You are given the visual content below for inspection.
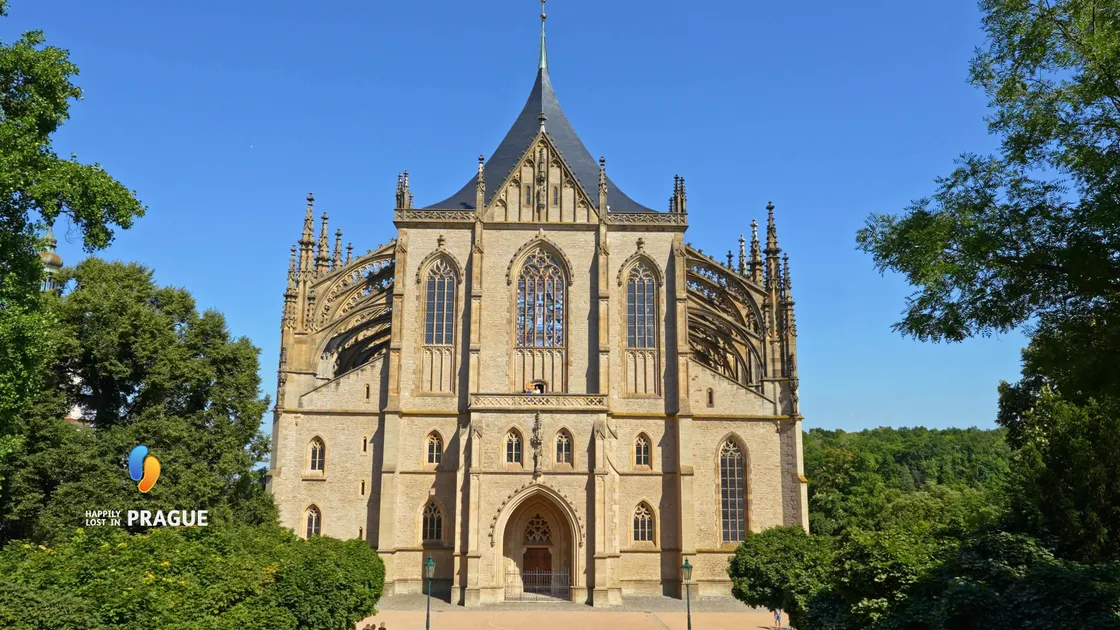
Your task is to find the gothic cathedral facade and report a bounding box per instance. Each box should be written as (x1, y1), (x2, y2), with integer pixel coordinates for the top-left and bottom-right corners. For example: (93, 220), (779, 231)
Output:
(267, 13), (808, 607)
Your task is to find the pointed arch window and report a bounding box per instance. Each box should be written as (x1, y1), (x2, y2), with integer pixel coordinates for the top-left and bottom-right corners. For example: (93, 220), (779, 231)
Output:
(635, 434), (651, 467)
(516, 249), (566, 348)
(555, 430), (572, 465)
(305, 506), (321, 538)
(627, 263), (657, 348)
(424, 260), (456, 345)
(308, 438), (325, 473)
(427, 432), (442, 465)
(422, 502), (442, 543)
(506, 431), (522, 464)
(633, 503), (654, 542)
(720, 440), (746, 543)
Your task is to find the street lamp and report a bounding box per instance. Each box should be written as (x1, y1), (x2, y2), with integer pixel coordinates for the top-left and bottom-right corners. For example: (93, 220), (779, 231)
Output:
(681, 557), (693, 630)
(425, 555), (436, 630)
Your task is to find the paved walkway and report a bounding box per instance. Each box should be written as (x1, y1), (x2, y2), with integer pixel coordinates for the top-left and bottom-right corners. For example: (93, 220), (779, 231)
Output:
(357, 595), (783, 630)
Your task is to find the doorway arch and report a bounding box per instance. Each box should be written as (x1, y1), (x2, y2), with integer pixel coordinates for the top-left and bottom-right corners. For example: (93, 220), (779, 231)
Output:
(492, 484), (584, 601)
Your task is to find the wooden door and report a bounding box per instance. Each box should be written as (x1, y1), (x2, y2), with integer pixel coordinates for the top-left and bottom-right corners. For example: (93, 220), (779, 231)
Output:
(523, 547), (551, 573)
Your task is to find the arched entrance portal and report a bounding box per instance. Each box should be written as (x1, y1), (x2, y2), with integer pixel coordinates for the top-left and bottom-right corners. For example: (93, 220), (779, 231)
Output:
(498, 489), (580, 602)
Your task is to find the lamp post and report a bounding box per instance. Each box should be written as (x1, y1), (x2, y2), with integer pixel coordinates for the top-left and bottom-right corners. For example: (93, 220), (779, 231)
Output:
(425, 555), (436, 630)
(681, 557), (693, 630)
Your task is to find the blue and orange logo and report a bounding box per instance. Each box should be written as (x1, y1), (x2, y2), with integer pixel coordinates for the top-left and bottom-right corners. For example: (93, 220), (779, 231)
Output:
(128, 445), (161, 493)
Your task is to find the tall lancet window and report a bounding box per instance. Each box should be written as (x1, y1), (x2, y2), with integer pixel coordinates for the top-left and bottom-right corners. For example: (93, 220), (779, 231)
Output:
(627, 263), (657, 348)
(720, 440), (746, 543)
(425, 260), (456, 345)
(516, 249), (566, 348)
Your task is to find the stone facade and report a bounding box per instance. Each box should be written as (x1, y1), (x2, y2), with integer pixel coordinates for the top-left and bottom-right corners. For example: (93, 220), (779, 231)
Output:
(267, 11), (808, 607)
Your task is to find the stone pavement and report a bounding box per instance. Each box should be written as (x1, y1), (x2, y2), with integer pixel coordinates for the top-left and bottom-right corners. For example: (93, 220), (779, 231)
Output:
(357, 595), (784, 630)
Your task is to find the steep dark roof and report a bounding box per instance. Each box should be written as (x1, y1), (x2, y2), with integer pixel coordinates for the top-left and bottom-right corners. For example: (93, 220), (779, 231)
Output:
(424, 66), (656, 213)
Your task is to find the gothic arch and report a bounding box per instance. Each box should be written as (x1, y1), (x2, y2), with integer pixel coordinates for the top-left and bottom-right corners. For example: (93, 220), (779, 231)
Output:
(416, 495), (450, 546)
(713, 433), (752, 542)
(634, 431), (654, 469)
(488, 482), (585, 550)
(414, 245), (464, 285)
(631, 499), (659, 545)
(553, 426), (575, 467)
(616, 250), (664, 287)
(505, 232), (575, 286)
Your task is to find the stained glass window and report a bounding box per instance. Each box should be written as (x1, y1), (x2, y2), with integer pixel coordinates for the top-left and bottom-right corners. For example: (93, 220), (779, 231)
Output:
(516, 249), (566, 348)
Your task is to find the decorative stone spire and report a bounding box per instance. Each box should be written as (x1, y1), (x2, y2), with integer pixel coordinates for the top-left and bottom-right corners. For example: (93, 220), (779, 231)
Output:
(738, 234), (747, 275)
(782, 253), (798, 337)
(286, 245), (297, 291)
(346, 242), (354, 264)
(539, 0), (548, 71)
(749, 218), (763, 284)
(332, 229), (343, 270)
(671, 175), (688, 214)
(299, 193), (316, 277)
(395, 171), (413, 209)
(598, 156), (608, 210)
(764, 201), (782, 291)
(726, 250), (734, 269)
(782, 253), (793, 300)
(475, 155), (485, 210)
(315, 212), (331, 275)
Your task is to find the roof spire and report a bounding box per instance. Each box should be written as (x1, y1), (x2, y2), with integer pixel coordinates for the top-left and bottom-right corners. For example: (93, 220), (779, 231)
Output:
(539, 0), (548, 71)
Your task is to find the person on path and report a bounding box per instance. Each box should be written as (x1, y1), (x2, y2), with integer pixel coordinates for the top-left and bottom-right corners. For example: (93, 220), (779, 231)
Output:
(774, 608), (783, 628)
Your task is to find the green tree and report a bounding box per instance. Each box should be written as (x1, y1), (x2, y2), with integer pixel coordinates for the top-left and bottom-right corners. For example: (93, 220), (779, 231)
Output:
(0, 0), (145, 458)
(856, 0), (1120, 562)
(0, 259), (275, 543)
(729, 527), (835, 628)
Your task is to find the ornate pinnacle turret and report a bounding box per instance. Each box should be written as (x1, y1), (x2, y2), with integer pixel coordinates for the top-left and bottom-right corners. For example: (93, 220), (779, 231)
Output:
(782, 253), (793, 300)
(332, 229), (343, 270)
(671, 175), (688, 214)
(738, 234), (747, 275)
(39, 222), (63, 293)
(395, 171), (413, 209)
(749, 218), (763, 284)
(764, 202), (782, 291)
(315, 212), (331, 275)
(346, 242), (354, 264)
(476, 154), (485, 209)
(726, 250), (734, 269)
(286, 245), (297, 291)
(298, 193), (316, 277)
(598, 156), (608, 209)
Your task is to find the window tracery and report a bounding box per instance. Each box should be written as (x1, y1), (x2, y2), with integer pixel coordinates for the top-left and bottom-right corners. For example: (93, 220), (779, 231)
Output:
(424, 260), (456, 346)
(633, 504), (654, 542)
(422, 502), (442, 542)
(627, 263), (657, 349)
(308, 438), (325, 473)
(720, 440), (746, 543)
(516, 249), (566, 348)
(305, 505), (321, 538)
(506, 431), (522, 464)
(635, 434), (651, 467)
(427, 432), (442, 465)
(524, 514), (552, 544)
(555, 430), (572, 465)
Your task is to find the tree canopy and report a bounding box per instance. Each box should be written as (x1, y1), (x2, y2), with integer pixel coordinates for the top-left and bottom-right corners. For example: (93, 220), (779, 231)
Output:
(0, 0), (144, 479)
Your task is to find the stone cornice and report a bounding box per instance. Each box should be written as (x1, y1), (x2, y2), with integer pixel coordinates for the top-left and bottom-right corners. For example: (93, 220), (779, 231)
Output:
(470, 393), (607, 412)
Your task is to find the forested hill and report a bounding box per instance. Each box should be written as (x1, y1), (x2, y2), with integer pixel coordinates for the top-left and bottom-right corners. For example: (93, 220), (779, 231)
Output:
(804, 427), (1011, 536)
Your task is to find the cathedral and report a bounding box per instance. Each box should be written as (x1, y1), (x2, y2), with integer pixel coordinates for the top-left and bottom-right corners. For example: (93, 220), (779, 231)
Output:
(266, 6), (808, 607)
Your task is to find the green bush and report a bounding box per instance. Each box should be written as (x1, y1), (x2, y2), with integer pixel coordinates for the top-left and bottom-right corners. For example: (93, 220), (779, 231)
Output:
(0, 524), (383, 630)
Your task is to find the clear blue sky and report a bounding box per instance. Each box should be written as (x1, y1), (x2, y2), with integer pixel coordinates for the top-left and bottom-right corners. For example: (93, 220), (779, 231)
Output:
(4, 0), (1027, 433)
